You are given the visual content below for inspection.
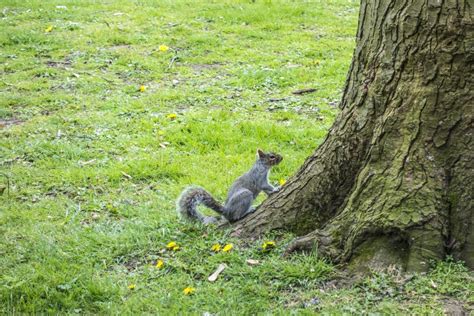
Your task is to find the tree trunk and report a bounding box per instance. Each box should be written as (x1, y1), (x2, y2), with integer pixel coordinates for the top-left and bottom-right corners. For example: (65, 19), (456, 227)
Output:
(232, 0), (473, 272)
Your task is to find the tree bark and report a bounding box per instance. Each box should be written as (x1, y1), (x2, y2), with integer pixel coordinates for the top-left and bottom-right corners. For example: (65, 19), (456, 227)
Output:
(232, 0), (473, 271)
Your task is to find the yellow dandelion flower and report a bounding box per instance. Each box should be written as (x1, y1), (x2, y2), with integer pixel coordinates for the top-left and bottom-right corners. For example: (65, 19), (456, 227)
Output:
(166, 113), (177, 120)
(45, 25), (53, 33)
(222, 244), (233, 252)
(159, 45), (169, 52)
(128, 284), (136, 290)
(166, 241), (177, 250)
(156, 259), (164, 269)
(172, 245), (180, 251)
(183, 287), (195, 295)
(262, 241), (276, 251)
(279, 179), (286, 186)
(139, 85), (146, 92)
(211, 243), (221, 252)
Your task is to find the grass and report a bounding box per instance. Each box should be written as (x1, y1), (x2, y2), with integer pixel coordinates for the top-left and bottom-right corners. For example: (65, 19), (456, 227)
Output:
(0, 0), (472, 314)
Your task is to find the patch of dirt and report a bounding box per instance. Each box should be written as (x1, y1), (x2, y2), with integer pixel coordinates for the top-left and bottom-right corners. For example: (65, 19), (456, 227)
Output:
(442, 298), (470, 315)
(187, 62), (223, 71)
(108, 44), (132, 51)
(320, 274), (363, 291)
(0, 118), (23, 128)
(122, 257), (143, 271)
(46, 60), (72, 68)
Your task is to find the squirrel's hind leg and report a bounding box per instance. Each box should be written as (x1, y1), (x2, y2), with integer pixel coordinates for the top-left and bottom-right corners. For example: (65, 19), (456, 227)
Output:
(224, 189), (254, 222)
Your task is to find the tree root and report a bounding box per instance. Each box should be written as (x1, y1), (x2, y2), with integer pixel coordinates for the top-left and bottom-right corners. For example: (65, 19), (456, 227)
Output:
(284, 229), (342, 261)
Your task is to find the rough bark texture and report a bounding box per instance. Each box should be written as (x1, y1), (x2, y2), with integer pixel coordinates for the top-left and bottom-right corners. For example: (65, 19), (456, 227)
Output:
(232, 0), (473, 271)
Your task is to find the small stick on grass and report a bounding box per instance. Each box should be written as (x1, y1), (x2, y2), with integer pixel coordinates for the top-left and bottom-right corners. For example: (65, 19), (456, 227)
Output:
(208, 264), (227, 282)
(292, 88), (317, 95)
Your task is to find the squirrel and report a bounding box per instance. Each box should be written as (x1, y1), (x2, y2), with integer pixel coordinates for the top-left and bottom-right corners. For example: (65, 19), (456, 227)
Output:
(177, 149), (283, 224)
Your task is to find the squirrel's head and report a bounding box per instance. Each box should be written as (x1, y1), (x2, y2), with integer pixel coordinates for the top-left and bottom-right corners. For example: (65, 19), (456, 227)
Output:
(257, 149), (283, 167)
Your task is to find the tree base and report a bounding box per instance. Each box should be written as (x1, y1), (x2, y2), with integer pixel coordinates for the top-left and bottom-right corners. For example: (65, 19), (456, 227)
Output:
(230, 1), (473, 271)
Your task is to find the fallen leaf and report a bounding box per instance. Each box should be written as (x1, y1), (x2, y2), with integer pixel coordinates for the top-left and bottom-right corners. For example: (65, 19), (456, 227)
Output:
(246, 259), (260, 266)
(91, 212), (100, 220)
(208, 263), (226, 282)
(78, 159), (96, 166)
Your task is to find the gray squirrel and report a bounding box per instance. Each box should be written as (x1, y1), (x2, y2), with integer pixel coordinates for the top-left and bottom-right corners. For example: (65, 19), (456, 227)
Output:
(177, 149), (283, 224)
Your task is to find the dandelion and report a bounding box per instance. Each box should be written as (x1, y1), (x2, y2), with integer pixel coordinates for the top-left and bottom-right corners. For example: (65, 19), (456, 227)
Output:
(183, 287), (195, 295)
(45, 25), (53, 33)
(171, 245), (180, 251)
(159, 45), (170, 52)
(166, 241), (178, 249)
(156, 259), (164, 269)
(166, 113), (177, 120)
(128, 284), (136, 290)
(222, 244), (233, 252)
(139, 85), (146, 92)
(262, 241), (276, 252)
(211, 243), (221, 252)
(279, 179), (286, 186)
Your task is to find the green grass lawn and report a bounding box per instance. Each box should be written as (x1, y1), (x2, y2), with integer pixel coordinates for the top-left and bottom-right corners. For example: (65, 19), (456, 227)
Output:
(1, 0), (472, 314)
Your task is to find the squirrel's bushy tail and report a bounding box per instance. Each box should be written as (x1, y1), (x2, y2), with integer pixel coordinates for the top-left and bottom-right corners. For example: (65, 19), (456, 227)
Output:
(177, 186), (224, 224)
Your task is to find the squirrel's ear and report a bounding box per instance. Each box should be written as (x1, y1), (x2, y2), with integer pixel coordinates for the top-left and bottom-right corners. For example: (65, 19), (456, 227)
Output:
(257, 149), (265, 158)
